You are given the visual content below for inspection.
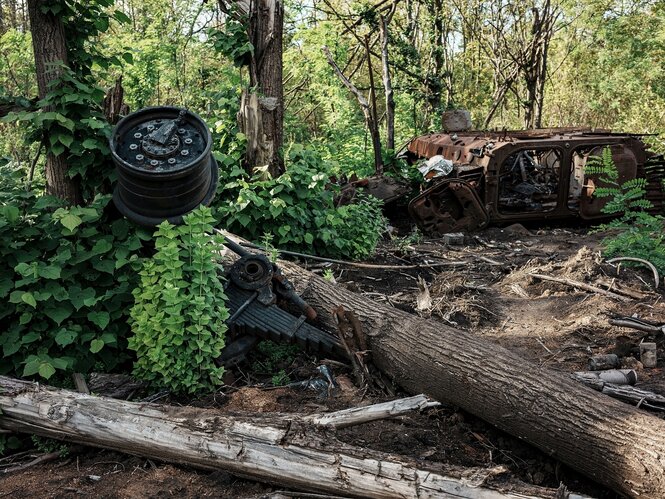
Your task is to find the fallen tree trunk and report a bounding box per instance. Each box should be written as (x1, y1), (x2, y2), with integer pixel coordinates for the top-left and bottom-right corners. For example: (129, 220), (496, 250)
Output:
(0, 377), (563, 499)
(276, 260), (665, 498)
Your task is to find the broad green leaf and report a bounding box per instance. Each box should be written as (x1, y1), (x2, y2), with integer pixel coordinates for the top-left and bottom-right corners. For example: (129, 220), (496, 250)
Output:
(51, 357), (69, 370)
(114, 10), (131, 24)
(38, 362), (56, 379)
(55, 329), (77, 347)
(91, 239), (113, 255)
(45, 304), (73, 325)
(0, 278), (13, 298)
(90, 338), (105, 353)
(57, 133), (74, 148)
(1, 205), (19, 223)
(22, 331), (40, 344)
(69, 286), (96, 310)
(21, 292), (37, 308)
(23, 359), (41, 377)
(87, 311), (110, 329)
(60, 213), (82, 232)
(81, 138), (99, 149)
(51, 143), (65, 156)
(39, 265), (61, 280)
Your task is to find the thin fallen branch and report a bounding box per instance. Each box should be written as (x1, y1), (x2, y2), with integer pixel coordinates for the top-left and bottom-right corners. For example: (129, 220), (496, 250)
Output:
(607, 257), (660, 289)
(529, 273), (631, 302)
(306, 394), (440, 428)
(214, 229), (470, 269)
(595, 279), (648, 300)
(609, 317), (665, 334)
(2, 450), (62, 474)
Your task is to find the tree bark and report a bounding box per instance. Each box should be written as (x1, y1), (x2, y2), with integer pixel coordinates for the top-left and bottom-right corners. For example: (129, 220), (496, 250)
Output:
(273, 260), (665, 498)
(244, 0), (285, 177)
(0, 376), (567, 499)
(27, 0), (80, 204)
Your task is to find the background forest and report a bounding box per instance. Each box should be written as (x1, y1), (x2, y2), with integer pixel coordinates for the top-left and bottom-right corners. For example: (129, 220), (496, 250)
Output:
(1, 0), (664, 177)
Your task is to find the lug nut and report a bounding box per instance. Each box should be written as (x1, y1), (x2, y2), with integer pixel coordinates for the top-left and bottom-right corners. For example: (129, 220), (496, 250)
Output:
(147, 125), (155, 132)
(129, 144), (138, 150)
(136, 154), (144, 161)
(134, 132), (142, 139)
(150, 160), (159, 166)
(181, 150), (189, 156)
(184, 138), (193, 145)
(168, 158), (176, 164)
(178, 128), (186, 135)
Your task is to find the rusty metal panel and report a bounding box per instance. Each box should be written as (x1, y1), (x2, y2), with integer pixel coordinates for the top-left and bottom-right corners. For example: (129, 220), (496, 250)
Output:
(408, 179), (489, 235)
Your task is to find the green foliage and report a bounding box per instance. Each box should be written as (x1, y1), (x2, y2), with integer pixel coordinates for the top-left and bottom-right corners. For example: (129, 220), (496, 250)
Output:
(271, 369), (291, 386)
(208, 8), (253, 68)
(0, 194), (144, 379)
(216, 144), (386, 260)
(0, 0), (130, 201)
(251, 340), (300, 375)
(31, 435), (70, 457)
(3, 67), (114, 200)
(588, 147), (665, 274)
(585, 147), (653, 215)
(129, 206), (228, 395)
(601, 212), (665, 273)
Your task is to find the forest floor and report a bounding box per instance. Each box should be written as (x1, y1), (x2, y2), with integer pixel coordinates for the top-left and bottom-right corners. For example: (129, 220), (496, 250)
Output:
(2, 222), (665, 499)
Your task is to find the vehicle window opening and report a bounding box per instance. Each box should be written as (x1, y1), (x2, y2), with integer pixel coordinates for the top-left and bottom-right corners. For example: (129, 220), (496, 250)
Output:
(498, 148), (561, 213)
(568, 147), (595, 210)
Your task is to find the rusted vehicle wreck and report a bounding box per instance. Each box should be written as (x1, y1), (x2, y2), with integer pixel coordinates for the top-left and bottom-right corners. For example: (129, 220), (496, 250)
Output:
(403, 129), (665, 235)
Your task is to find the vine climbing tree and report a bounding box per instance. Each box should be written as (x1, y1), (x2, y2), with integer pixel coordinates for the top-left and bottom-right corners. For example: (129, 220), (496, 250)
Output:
(27, 0), (79, 204)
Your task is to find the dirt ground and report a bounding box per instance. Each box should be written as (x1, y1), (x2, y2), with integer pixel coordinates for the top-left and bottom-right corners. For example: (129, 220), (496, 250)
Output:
(2, 223), (664, 498)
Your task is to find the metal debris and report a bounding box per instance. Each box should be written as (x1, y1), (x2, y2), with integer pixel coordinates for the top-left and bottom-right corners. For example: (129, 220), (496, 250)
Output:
(403, 129), (665, 236)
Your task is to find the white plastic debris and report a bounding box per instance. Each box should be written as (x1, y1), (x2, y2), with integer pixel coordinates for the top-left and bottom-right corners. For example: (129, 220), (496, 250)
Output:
(418, 155), (454, 180)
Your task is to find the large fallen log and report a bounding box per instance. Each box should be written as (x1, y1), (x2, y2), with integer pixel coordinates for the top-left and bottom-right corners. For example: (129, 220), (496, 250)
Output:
(0, 377), (566, 499)
(275, 260), (665, 498)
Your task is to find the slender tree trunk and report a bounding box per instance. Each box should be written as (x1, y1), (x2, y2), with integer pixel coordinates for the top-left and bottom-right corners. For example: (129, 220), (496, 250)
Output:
(380, 13), (395, 152)
(27, 0), (80, 204)
(363, 36), (383, 175)
(322, 46), (384, 175)
(272, 259), (665, 498)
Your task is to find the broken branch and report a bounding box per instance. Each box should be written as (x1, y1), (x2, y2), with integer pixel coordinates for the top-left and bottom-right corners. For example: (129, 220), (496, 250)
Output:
(528, 273), (631, 301)
(305, 394), (440, 428)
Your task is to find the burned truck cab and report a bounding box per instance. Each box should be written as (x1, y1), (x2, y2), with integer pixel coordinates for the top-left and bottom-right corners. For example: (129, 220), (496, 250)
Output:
(404, 129), (664, 235)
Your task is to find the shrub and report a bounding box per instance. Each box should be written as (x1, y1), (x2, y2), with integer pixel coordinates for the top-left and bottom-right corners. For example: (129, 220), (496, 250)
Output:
(128, 206), (228, 394)
(215, 144), (386, 260)
(0, 193), (144, 379)
(587, 147), (665, 274)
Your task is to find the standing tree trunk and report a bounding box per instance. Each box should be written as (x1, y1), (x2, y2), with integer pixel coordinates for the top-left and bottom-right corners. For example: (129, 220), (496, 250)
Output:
(230, 0), (284, 177)
(27, 0), (80, 204)
(379, 10), (395, 152)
